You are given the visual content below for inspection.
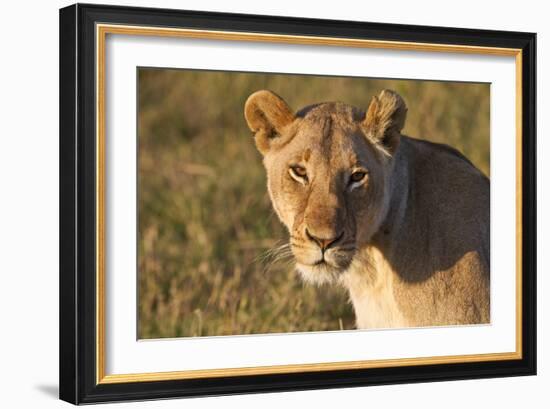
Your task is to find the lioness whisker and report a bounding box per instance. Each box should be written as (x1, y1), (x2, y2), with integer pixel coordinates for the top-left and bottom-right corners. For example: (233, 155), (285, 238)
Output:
(255, 242), (296, 275)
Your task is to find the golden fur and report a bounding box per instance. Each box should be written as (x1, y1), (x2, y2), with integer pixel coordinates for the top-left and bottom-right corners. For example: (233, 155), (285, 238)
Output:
(244, 89), (490, 329)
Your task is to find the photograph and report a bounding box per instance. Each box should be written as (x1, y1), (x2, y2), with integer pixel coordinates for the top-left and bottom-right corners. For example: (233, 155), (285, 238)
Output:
(137, 68), (490, 339)
(58, 3), (536, 404)
(0, 0), (543, 407)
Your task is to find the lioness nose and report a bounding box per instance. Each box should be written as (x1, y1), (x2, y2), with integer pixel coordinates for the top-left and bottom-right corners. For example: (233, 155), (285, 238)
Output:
(305, 229), (344, 251)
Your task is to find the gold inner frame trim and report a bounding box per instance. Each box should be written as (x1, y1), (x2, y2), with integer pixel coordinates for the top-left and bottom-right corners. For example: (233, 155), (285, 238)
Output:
(95, 23), (523, 385)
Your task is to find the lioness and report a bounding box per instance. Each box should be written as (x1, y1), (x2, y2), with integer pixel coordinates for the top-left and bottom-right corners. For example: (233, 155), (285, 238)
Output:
(244, 89), (490, 329)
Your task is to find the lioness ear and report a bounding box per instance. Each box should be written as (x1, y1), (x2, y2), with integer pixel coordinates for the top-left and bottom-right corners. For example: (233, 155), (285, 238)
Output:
(363, 89), (407, 155)
(244, 90), (295, 155)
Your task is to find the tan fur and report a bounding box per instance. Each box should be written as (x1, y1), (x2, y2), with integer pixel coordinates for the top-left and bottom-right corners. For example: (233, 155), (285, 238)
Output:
(244, 89), (490, 329)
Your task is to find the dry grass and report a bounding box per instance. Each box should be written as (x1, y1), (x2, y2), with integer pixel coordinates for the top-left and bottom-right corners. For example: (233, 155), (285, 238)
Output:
(138, 68), (490, 339)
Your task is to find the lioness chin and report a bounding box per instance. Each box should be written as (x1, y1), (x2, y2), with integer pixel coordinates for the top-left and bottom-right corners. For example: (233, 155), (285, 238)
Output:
(244, 89), (490, 329)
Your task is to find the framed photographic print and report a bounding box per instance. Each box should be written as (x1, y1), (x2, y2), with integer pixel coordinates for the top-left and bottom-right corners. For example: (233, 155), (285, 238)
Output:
(59, 3), (536, 404)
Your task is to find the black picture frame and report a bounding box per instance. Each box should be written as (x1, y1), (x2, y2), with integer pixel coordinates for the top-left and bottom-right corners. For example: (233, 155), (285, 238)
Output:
(59, 3), (536, 404)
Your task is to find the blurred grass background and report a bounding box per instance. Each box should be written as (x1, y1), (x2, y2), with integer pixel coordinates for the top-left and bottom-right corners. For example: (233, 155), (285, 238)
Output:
(138, 68), (490, 339)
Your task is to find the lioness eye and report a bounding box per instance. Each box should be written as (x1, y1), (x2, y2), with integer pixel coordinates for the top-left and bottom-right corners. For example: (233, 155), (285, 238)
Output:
(350, 171), (367, 183)
(289, 165), (308, 182)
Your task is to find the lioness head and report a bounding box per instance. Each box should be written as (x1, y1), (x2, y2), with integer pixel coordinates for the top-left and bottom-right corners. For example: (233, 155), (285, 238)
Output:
(244, 90), (407, 284)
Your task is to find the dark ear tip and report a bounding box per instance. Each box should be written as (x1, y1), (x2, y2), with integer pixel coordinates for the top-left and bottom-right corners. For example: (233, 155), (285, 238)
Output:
(244, 89), (294, 131)
(244, 90), (268, 131)
(245, 90), (280, 110)
(377, 89), (408, 131)
(244, 90), (295, 156)
(244, 90), (279, 130)
(363, 89), (407, 155)
(379, 89), (407, 110)
(245, 89), (271, 104)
